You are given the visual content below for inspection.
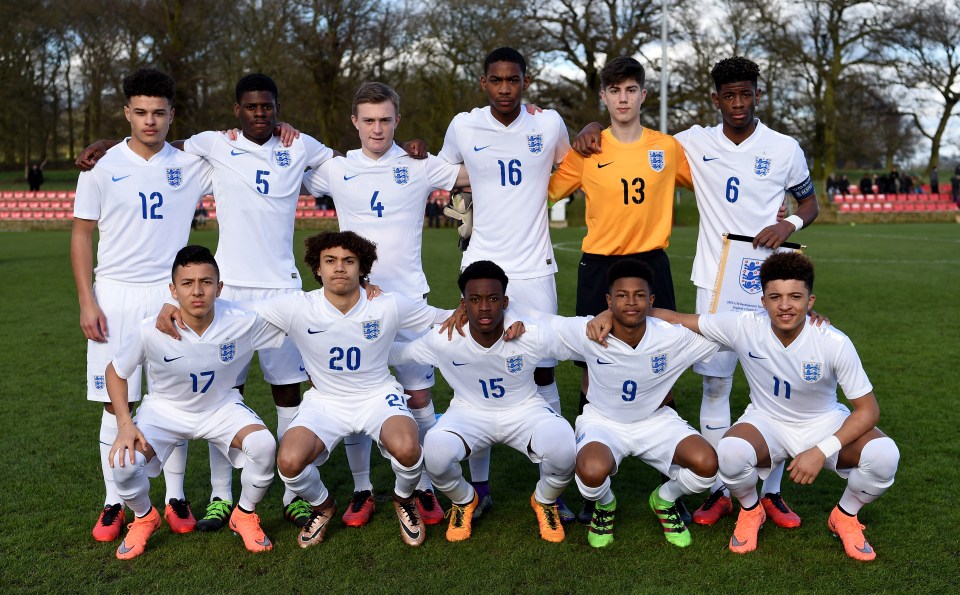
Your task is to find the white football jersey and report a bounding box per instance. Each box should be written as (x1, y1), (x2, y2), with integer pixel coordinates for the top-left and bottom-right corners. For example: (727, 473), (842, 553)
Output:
(675, 121), (812, 288)
(549, 315), (720, 423)
(112, 303), (285, 413)
(74, 141), (213, 284)
(438, 107), (570, 279)
(249, 290), (449, 398)
(390, 315), (574, 410)
(698, 312), (873, 423)
(183, 131), (334, 289)
(302, 144), (459, 297)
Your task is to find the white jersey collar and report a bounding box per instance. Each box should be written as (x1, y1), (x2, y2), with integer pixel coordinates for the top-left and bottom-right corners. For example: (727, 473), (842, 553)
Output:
(347, 143), (406, 164)
(481, 106), (527, 131)
(714, 119), (766, 151)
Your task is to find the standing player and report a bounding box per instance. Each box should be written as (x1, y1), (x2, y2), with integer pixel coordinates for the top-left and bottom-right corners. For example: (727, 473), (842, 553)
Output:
(649, 252), (899, 561)
(390, 261), (576, 543)
(77, 74), (335, 530)
(438, 47), (573, 518)
(549, 260), (719, 548)
(72, 68), (211, 541)
(302, 82), (467, 527)
(106, 246), (279, 560)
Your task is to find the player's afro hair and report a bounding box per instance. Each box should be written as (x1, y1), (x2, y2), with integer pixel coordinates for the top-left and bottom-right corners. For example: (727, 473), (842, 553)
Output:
(122, 68), (175, 103)
(352, 82), (400, 116)
(458, 260), (509, 295)
(601, 56), (646, 89)
(235, 73), (278, 103)
(606, 259), (656, 293)
(171, 245), (219, 280)
(303, 231), (378, 286)
(711, 56), (760, 90)
(760, 252), (815, 292)
(484, 47), (527, 76)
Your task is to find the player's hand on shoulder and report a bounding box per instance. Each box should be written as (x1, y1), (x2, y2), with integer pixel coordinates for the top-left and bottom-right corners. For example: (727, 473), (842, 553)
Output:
(363, 282), (382, 299)
(752, 221), (794, 249)
(276, 122), (300, 147)
(524, 103), (543, 115)
(80, 301), (109, 342)
(400, 139), (427, 159)
(586, 309), (614, 347)
(503, 320), (525, 341)
(439, 303), (468, 340)
(808, 310), (830, 327)
(573, 122), (604, 157)
(787, 447), (826, 484)
(156, 303), (186, 339)
(75, 141), (108, 171)
(223, 128), (240, 141)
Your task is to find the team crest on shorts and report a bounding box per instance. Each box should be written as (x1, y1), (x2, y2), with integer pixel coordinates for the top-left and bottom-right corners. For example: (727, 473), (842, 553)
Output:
(362, 319), (381, 341)
(219, 341), (236, 363)
(393, 166), (409, 185)
(650, 352), (667, 375)
(275, 150), (292, 168)
(802, 361), (822, 382)
(94, 375), (106, 391)
(648, 150), (665, 172)
(527, 133), (543, 154)
(166, 168), (182, 188)
(739, 258), (763, 294)
(754, 156), (772, 177)
(505, 354), (524, 374)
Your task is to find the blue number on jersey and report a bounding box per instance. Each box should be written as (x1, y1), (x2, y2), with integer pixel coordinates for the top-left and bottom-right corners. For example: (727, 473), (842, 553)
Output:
(256, 170), (270, 194)
(139, 192), (163, 219)
(370, 190), (384, 217)
(497, 159), (522, 186)
(725, 176), (740, 203)
(329, 347), (361, 371)
(773, 375), (791, 399)
(479, 378), (505, 398)
(621, 380), (638, 402)
(190, 370), (215, 393)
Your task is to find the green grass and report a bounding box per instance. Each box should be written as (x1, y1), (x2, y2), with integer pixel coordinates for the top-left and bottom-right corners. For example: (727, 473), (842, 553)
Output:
(1, 223), (958, 592)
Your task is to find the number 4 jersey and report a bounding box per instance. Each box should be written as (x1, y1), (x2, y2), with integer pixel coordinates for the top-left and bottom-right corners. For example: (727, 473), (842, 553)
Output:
(74, 140), (213, 284)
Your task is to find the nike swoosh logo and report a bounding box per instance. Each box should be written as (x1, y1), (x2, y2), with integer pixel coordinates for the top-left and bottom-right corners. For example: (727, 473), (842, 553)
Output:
(748, 352), (766, 359)
(425, 372), (434, 380)
(230, 150), (247, 156)
(473, 145), (492, 152)
(452, 361), (468, 366)
(860, 490), (879, 497)
(117, 540), (134, 554)
(596, 358), (613, 365)
(307, 328), (326, 334)
(597, 162), (614, 168)
(256, 536), (272, 547)
(111, 175), (131, 182)
(855, 541), (873, 554)
(299, 522), (327, 544)
(343, 174), (360, 180)
(705, 425), (728, 431)
(399, 522), (421, 541)
(702, 156), (719, 162)
(163, 356), (183, 362)
(730, 535), (749, 547)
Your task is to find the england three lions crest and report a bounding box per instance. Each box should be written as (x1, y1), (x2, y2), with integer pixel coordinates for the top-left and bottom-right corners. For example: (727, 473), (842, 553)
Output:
(275, 150), (292, 168)
(166, 168), (182, 188)
(362, 319), (381, 341)
(754, 156), (771, 177)
(739, 258), (763, 294)
(393, 166), (409, 185)
(94, 375), (106, 391)
(648, 150), (665, 172)
(505, 354), (523, 374)
(219, 341), (236, 363)
(527, 134), (543, 154)
(650, 353), (667, 375)
(802, 361), (822, 382)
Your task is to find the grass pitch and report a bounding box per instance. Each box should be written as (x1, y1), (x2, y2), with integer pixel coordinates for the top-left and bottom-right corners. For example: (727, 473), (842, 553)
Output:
(1, 222), (958, 593)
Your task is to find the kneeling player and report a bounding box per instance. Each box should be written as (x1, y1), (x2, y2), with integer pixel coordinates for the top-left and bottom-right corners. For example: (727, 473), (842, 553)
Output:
(652, 252), (899, 561)
(551, 260), (720, 548)
(390, 261), (576, 543)
(107, 246), (278, 560)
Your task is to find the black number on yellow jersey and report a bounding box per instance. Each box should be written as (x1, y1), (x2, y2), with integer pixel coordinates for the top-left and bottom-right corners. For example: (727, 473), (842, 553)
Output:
(620, 177), (645, 205)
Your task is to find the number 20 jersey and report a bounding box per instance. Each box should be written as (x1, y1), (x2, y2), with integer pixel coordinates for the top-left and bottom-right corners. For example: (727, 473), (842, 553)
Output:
(74, 140), (213, 284)
(439, 107), (570, 279)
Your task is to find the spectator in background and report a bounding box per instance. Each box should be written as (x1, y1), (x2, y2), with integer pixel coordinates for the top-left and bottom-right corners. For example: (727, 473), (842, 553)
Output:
(950, 171), (960, 205)
(878, 173), (889, 194)
(826, 173), (838, 196)
(27, 161), (46, 191)
(839, 174), (851, 195)
(930, 166), (939, 194)
(859, 173), (872, 195)
(425, 198), (442, 228)
(890, 167), (901, 193)
(192, 201), (209, 229)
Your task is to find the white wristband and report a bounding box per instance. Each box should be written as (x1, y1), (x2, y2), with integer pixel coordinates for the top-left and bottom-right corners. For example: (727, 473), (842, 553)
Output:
(816, 435), (842, 458)
(785, 215), (804, 231)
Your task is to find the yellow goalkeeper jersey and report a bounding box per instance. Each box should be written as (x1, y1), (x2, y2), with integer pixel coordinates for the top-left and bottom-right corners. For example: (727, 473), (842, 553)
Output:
(549, 127), (692, 255)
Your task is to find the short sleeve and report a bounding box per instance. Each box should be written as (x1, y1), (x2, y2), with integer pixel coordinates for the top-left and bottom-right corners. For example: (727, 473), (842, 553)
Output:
(424, 155), (460, 191)
(548, 149), (585, 203)
(674, 324), (722, 367)
(786, 142), (814, 199)
(244, 292), (301, 334)
(674, 138), (693, 191)
(552, 112), (572, 164)
(301, 134), (335, 168)
(834, 337), (873, 400)
(251, 315), (287, 351)
(438, 117), (464, 165)
(197, 160), (215, 196)
(394, 294), (452, 331)
(389, 334), (438, 368)
(533, 319), (579, 362)
(544, 314), (590, 359)
(73, 170), (102, 220)
(303, 159), (333, 197)
(182, 131), (219, 158)
(112, 322), (148, 380)
(696, 312), (742, 348)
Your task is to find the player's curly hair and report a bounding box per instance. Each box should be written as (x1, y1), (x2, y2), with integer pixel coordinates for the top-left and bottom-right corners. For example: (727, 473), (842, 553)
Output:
(601, 56), (646, 89)
(235, 73), (278, 103)
(606, 259), (656, 293)
(303, 231), (378, 286)
(710, 56), (760, 91)
(171, 245), (219, 280)
(122, 68), (174, 103)
(484, 47), (526, 76)
(760, 252), (814, 292)
(458, 260), (509, 295)
(352, 82), (400, 116)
